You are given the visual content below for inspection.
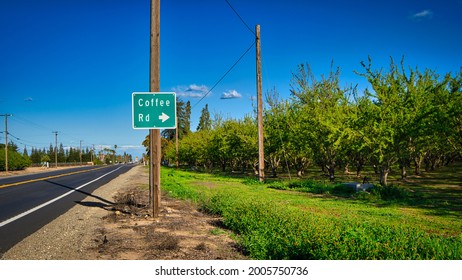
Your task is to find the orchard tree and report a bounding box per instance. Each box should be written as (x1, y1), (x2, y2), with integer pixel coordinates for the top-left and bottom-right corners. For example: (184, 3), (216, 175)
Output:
(265, 89), (290, 177)
(447, 70), (462, 155)
(356, 57), (403, 185)
(291, 63), (354, 181)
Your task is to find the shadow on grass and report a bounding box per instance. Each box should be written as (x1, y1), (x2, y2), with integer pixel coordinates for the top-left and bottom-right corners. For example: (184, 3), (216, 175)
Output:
(401, 184), (462, 217)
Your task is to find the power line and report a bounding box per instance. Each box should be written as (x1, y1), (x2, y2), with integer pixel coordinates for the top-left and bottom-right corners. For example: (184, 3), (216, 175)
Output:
(192, 40), (256, 109)
(225, 0), (256, 36)
(11, 114), (53, 132)
(1, 114), (12, 172)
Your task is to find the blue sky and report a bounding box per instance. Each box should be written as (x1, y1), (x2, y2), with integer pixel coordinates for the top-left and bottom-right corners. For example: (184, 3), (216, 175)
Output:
(1, 0), (461, 160)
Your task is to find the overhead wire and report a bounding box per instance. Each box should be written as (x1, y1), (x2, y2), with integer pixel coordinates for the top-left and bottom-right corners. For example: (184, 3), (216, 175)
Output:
(192, 1), (257, 109)
(225, 0), (256, 36)
(8, 115), (86, 151)
(192, 40), (256, 109)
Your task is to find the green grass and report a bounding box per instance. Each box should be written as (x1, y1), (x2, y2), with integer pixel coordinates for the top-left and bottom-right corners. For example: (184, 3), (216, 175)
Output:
(160, 165), (462, 260)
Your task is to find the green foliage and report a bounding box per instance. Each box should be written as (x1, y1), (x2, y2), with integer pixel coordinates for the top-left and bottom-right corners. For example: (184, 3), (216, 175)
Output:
(161, 167), (462, 260)
(41, 154), (51, 163)
(162, 99), (191, 141)
(268, 179), (335, 194)
(160, 58), (462, 186)
(268, 179), (412, 202)
(0, 147), (31, 171)
(371, 184), (411, 201)
(331, 184), (358, 196)
(197, 104), (212, 131)
(201, 191), (461, 260)
(29, 144), (101, 164)
(290, 63), (355, 181)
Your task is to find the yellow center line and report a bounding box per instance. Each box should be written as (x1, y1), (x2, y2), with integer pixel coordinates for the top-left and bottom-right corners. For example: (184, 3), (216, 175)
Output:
(0, 166), (111, 189)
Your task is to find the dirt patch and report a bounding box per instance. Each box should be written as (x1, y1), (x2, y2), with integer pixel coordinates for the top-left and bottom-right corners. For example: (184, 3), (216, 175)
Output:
(90, 168), (246, 260)
(2, 165), (247, 260)
(91, 191), (246, 260)
(192, 181), (220, 189)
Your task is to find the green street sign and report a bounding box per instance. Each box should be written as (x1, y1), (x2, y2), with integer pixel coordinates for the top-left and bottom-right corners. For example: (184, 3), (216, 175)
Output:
(132, 92), (177, 129)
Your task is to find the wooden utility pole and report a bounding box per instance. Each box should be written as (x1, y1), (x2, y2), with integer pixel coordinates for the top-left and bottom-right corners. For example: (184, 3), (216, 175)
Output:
(1, 114), (11, 173)
(256, 25), (265, 182)
(175, 115), (179, 169)
(79, 140), (83, 166)
(53, 131), (58, 168)
(149, 0), (161, 217)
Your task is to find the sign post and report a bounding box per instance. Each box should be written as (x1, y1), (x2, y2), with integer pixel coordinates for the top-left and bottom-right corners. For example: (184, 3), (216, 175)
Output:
(132, 92), (176, 218)
(132, 92), (177, 129)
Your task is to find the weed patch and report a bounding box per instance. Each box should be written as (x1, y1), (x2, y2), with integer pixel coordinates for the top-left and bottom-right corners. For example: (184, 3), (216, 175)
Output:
(161, 167), (462, 260)
(201, 193), (462, 259)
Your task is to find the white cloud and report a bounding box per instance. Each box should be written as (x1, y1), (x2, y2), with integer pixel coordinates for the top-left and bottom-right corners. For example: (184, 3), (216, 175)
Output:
(221, 89), (242, 99)
(173, 84), (210, 98)
(411, 9), (433, 20)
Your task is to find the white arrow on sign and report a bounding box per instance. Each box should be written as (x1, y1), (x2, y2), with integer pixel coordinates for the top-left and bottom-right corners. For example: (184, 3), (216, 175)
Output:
(159, 112), (170, 123)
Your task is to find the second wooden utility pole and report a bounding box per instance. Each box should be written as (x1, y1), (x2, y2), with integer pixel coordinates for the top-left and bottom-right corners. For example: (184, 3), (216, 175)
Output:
(256, 25), (265, 182)
(1, 114), (12, 173)
(149, 0), (161, 217)
(53, 131), (58, 168)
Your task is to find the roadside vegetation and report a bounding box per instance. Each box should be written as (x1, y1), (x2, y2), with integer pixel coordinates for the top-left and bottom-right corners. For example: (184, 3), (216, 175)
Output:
(160, 166), (461, 260)
(0, 143), (31, 171)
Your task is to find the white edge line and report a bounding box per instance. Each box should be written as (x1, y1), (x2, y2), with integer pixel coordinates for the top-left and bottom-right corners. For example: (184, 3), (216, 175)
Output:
(0, 166), (124, 228)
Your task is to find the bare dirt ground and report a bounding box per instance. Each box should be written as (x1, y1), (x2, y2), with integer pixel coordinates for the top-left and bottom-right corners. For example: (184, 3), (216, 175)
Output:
(2, 165), (246, 260)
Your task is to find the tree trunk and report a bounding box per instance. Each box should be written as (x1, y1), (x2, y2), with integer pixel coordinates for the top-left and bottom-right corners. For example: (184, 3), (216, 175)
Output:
(400, 164), (407, 179)
(344, 163), (350, 175)
(253, 162), (259, 176)
(379, 166), (390, 186)
(414, 156), (423, 175)
(327, 165), (335, 182)
(373, 164), (379, 174)
(355, 160), (364, 178)
(271, 167), (277, 178)
(269, 156), (280, 178)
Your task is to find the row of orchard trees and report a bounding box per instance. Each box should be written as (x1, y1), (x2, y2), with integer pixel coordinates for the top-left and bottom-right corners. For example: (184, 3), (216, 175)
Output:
(268, 58), (461, 185)
(157, 58), (461, 185)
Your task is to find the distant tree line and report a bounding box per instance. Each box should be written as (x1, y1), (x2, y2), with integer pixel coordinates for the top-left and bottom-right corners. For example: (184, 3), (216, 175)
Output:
(143, 57), (462, 186)
(1, 142), (133, 171)
(29, 143), (93, 164)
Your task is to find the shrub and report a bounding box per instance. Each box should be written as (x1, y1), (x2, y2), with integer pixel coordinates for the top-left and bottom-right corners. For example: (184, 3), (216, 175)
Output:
(371, 184), (410, 201)
(332, 184), (357, 196)
(268, 180), (334, 194)
(0, 148), (31, 171)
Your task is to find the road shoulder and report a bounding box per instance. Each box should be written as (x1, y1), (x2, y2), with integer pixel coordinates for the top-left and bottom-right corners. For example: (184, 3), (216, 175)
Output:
(1, 165), (140, 259)
(2, 165), (246, 260)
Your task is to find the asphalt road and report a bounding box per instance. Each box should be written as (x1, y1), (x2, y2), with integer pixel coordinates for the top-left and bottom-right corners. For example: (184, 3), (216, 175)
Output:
(0, 164), (135, 255)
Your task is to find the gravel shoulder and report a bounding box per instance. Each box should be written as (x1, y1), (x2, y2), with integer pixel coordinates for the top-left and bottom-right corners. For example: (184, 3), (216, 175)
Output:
(1, 165), (246, 260)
